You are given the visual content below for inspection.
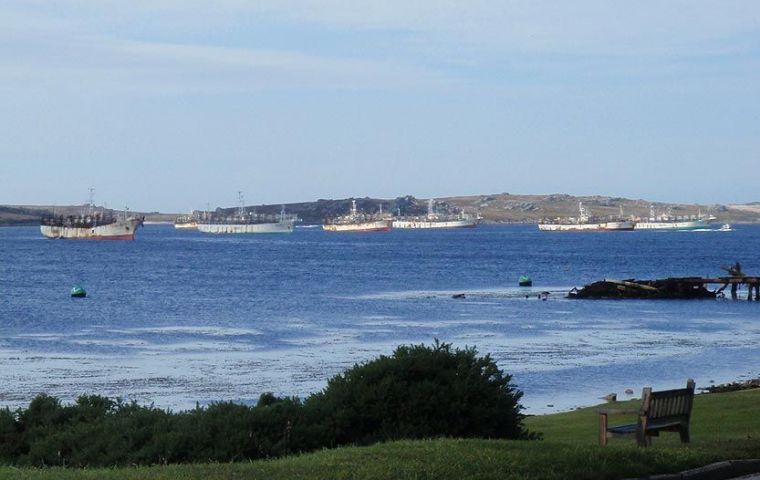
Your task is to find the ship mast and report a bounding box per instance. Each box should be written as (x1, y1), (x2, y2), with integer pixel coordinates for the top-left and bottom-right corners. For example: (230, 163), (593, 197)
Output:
(351, 199), (357, 218)
(237, 191), (246, 219)
(578, 202), (589, 224)
(87, 187), (95, 216)
(427, 198), (435, 220)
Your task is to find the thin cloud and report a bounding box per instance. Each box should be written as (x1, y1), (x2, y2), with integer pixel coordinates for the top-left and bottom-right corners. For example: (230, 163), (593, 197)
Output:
(7, 1), (760, 57)
(0, 29), (450, 95)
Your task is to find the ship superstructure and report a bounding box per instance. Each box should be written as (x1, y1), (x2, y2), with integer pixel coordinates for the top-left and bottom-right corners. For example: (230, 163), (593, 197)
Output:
(392, 199), (478, 229)
(538, 202), (635, 232)
(197, 192), (296, 234)
(322, 199), (392, 232)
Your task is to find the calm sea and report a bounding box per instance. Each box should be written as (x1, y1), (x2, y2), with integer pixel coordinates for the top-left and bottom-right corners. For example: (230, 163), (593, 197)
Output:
(1, 224), (759, 413)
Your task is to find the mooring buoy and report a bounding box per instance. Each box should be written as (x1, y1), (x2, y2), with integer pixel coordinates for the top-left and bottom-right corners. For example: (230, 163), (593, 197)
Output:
(70, 286), (87, 298)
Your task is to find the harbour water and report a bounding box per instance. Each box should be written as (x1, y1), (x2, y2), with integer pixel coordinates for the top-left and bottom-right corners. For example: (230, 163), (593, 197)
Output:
(1, 224), (759, 414)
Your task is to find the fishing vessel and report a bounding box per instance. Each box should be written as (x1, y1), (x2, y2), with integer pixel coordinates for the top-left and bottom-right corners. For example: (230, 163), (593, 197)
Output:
(322, 199), (392, 232)
(538, 203), (635, 232)
(197, 193), (296, 234)
(392, 199), (479, 229)
(634, 206), (715, 230)
(40, 190), (144, 240)
(174, 212), (199, 229)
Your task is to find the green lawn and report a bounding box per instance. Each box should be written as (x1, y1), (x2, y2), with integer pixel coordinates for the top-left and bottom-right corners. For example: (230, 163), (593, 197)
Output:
(3, 389), (759, 480)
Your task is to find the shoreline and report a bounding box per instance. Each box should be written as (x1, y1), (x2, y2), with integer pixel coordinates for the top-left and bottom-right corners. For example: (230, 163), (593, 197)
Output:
(527, 374), (760, 416)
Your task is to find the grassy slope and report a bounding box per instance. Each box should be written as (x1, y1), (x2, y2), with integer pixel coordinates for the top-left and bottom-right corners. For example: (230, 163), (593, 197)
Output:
(3, 390), (759, 480)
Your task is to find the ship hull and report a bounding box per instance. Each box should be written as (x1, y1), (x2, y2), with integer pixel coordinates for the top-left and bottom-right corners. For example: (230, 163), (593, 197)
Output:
(322, 220), (392, 232)
(603, 221), (636, 231)
(392, 219), (478, 229)
(538, 221), (635, 232)
(174, 222), (198, 230)
(634, 220), (710, 230)
(41, 218), (143, 240)
(197, 221), (294, 234)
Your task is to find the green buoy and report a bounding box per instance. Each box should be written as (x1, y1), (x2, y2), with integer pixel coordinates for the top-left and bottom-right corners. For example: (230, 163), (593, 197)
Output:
(518, 275), (532, 287)
(71, 286), (87, 298)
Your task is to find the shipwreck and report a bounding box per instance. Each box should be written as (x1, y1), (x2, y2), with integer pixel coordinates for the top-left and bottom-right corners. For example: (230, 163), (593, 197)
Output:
(568, 263), (760, 300)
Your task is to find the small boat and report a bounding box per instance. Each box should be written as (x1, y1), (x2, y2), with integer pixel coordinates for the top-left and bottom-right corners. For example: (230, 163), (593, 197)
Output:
(519, 275), (532, 287)
(174, 212), (199, 229)
(719, 224), (732, 232)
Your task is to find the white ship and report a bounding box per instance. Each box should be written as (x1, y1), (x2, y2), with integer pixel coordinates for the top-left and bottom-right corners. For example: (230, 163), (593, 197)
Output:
(538, 202), (635, 232)
(197, 193), (296, 234)
(634, 206), (715, 230)
(322, 200), (392, 232)
(392, 199), (479, 229)
(41, 215), (143, 240)
(40, 189), (144, 240)
(174, 212), (199, 229)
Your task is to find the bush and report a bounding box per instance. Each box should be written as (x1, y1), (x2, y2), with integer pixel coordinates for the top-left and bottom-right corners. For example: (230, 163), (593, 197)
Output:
(306, 340), (531, 444)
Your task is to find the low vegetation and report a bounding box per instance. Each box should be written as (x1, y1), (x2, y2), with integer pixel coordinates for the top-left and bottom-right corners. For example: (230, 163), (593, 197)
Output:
(0, 342), (530, 467)
(2, 343), (759, 479)
(4, 389), (760, 479)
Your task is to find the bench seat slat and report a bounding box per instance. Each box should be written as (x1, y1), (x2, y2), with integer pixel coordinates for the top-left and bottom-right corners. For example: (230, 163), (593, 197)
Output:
(607, 419), (683, 436)
(646, 420), (684, 430)
(607, 423), (637, 435)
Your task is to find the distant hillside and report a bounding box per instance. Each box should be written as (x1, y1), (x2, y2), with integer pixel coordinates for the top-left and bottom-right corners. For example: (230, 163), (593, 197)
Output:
(212, 196), (430, 225)
(0, 205), (175, 226)
(210, 193), (759, 225)
(3, 194), (759, 226)
(439, 193), (758, 223)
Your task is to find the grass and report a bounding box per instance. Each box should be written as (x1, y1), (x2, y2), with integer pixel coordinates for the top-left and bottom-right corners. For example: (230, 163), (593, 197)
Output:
(2, 389), (759, 480)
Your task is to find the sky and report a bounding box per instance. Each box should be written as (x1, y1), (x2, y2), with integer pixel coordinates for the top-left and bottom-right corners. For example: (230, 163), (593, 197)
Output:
(1, 1), (759, 212)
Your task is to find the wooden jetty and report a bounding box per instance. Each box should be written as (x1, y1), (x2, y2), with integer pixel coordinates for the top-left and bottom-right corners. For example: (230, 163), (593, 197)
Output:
(568, 264), (760, 300)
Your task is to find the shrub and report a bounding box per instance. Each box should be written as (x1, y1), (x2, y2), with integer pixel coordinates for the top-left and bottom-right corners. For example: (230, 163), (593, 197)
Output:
(306, 340), (532, 444)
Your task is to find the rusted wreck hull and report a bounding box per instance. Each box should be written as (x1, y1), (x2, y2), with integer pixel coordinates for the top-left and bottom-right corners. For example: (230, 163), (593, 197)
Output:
(568, 278), (717, 299)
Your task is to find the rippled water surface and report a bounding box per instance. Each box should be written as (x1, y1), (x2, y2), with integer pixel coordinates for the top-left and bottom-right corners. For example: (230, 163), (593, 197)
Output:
(1, 224), (759, 413)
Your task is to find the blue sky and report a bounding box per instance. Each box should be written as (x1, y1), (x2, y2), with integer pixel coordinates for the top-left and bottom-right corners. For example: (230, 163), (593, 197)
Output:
(1, 1), (759, 212)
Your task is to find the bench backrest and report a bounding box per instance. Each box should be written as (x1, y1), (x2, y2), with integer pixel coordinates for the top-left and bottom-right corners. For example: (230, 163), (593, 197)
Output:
(640, 379), (695, 421)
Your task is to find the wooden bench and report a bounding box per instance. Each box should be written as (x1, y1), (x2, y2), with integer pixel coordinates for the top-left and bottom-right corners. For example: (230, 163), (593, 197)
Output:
(599, 379), (695, 447)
